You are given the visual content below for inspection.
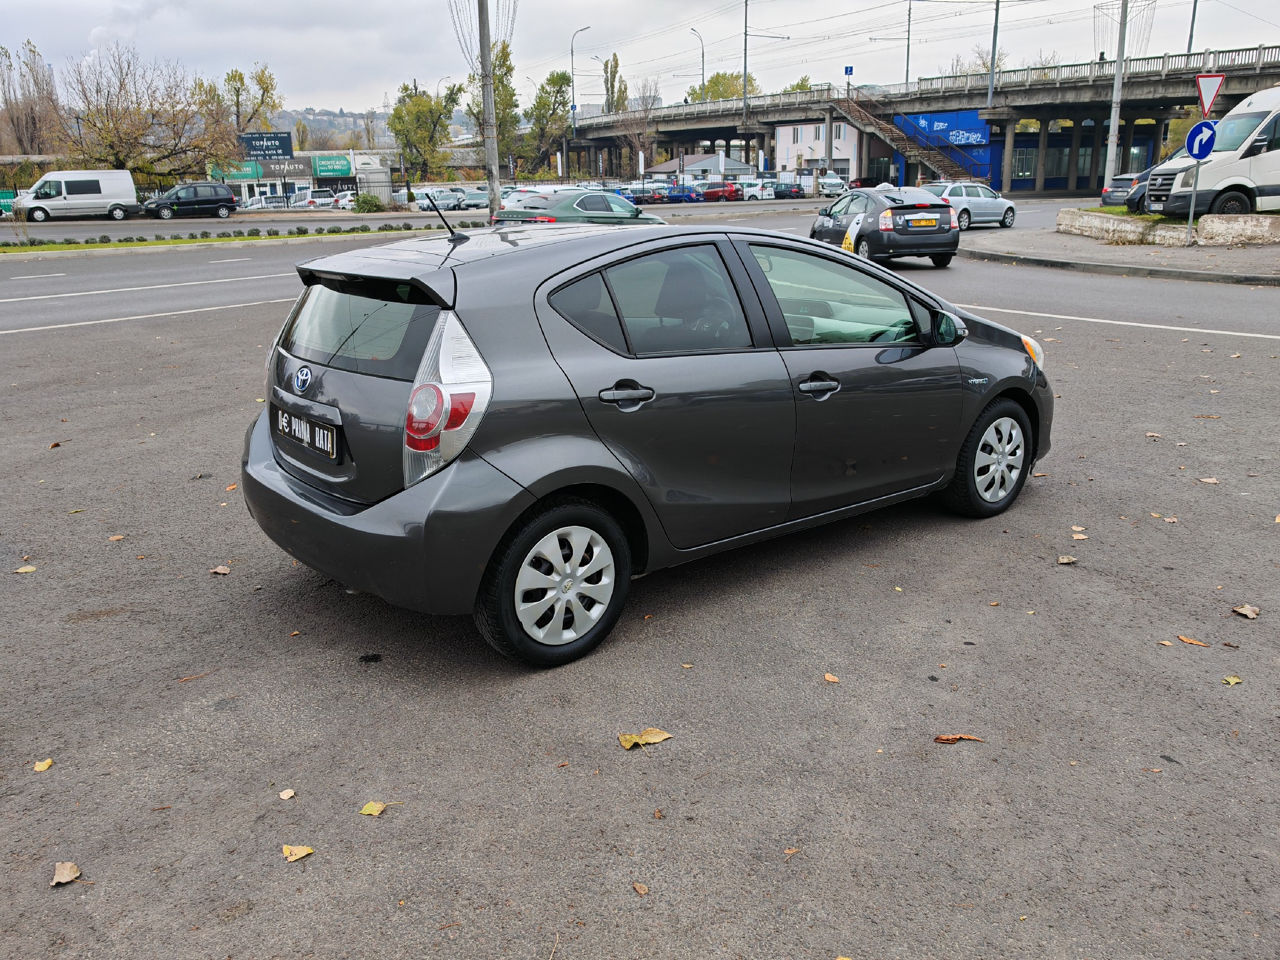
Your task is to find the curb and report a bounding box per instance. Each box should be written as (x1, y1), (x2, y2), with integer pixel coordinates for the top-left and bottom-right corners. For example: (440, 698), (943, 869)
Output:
(0, 229), (427, 263)
(956, 245), (1280, 287)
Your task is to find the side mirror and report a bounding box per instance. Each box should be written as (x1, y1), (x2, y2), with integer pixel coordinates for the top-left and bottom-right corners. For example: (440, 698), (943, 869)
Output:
(818, 207), (830, 217)
(934, 310), (968, 346)
(632, 205), (642, 216)
(1246, 134), (1269, 157)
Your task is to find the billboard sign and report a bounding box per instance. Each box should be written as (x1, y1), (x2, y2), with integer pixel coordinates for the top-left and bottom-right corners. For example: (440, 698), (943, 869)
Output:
(238, 132), (293, 159)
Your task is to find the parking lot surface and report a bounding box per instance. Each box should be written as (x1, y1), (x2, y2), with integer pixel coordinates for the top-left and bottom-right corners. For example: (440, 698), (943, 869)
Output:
(2, 218), (1277, 959)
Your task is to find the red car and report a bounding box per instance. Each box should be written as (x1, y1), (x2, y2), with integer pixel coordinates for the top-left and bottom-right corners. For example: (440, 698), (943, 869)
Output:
(699, 182), (742, 202)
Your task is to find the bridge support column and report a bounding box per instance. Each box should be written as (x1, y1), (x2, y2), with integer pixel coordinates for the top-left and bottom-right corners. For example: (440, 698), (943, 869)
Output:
(1067, 120), (1083, 192)
(824, 109), (834, 174)
(1001, 120), (1017, 193)
(860, 129), (871, 180)
(1088, 118), (1104, 192)
(1034, 119), (1049, 193)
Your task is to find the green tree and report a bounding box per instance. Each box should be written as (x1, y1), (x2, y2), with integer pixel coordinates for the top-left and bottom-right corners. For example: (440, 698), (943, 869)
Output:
(293, 118), (310, 151)
(779, 75), (811, 93)
(687, 71), (759, 102)
(222, 63), (283, 132)
(388, 80), (465, 179)
(521, 70), (571, 171)
(602, 53), (628, 113)
(466, 40), (520, 169)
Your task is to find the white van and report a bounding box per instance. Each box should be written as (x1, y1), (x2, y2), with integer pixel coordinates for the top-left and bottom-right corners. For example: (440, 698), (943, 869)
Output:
(1146, 84), (1280, 216)
(15, 169), (140, 222)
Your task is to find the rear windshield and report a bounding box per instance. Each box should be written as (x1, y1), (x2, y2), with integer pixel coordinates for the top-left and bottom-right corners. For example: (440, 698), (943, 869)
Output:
(879, 187), (945, 206)
(279, 279), (440, 380)
(919, 184), (946, 196)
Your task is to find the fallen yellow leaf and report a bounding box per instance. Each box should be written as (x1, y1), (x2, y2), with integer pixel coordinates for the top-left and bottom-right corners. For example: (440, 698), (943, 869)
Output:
(289, 630), (300, 637)
(282, 845), (313, 862)
(14, 565), (36, 574)
(1157, 640), (1173, 646)
(33, 758), (53, 772)
(894, 586), (903, 592)
(632, 882), (648, 896)
(50, 862), (80, 886)
(1232, 603), (1260, 619)
(358, 800), (403, 817)
(1070, 525), (1085, 532)
(989, 601), (1000, 606)
(934, 734), (985, 744)
(209, 565), (230, 575)
(619, 727), (672, 750)
(108, 534), (124, 541)
(1057, 555), (1077, 565)
(1198, 477), (1219, 484)
(1178, 635), (1209, 647)
(823, 673), (839, 683)
(1071, 533), (1089, 541)
(1032, 472), (1048, 477)
(278, 789), (295, 800)
(680, 663), (692, 669)
(225, 483), (237, 492)
(1222, 675), (1242, 686)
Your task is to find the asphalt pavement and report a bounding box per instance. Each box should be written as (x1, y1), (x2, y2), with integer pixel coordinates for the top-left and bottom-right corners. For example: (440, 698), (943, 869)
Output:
(2, 209), (1277, 960)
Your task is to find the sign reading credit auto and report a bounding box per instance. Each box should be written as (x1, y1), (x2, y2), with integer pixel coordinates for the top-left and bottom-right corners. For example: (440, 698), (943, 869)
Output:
(238, 132), (293, 159)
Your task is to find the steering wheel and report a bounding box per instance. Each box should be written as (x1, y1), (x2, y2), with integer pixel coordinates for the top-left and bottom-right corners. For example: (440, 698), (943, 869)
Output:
(690, 296), (738, 340)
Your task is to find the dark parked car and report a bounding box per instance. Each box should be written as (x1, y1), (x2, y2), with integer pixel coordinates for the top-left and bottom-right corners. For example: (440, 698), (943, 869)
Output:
(665, 183), (705, 203)
(1101, 174), (1140, 207)
(242, 224), (1052, 667)
(143, 181), (237, 219)
(772, 182), (806, 199)
(811, 186), (959, 268)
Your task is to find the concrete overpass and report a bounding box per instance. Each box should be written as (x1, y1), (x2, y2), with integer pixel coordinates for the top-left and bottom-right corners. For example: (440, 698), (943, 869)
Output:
(571, 44), (1280, 194)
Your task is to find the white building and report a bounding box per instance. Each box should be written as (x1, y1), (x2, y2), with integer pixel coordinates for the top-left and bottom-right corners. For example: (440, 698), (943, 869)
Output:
(773, 119), (855, 178)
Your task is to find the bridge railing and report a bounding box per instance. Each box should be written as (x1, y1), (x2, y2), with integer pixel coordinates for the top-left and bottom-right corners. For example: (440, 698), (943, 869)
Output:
(577, 84), (837, 130)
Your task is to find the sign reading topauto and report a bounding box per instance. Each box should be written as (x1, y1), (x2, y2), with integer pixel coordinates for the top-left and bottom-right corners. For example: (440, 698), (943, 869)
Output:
(238, 132), (293, 159)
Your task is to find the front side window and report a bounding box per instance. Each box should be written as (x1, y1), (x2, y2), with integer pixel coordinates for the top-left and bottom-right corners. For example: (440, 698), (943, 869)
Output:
(978, 185), (999, 199)
(748, 245), (919, 347)
(33, 180), (62, 199)
(604, 194), (635, 214)
(605, 245), (751, 355)
(178, 187), (197, 200)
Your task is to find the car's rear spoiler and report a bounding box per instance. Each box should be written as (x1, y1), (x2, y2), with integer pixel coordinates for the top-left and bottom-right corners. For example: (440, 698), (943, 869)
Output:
(296, 254), (456, 308)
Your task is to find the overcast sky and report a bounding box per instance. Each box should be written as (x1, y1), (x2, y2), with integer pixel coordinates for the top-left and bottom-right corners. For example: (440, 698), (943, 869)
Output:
(8, 0), (1277, 114)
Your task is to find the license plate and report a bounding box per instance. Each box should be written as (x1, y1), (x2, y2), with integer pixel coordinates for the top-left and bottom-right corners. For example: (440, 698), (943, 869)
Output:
(911, 218), (937, 227)
(1149, 202), (1163, 210)
(273, 406), (336, 459)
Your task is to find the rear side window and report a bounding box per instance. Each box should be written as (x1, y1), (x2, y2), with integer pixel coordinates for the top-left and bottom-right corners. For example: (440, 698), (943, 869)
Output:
(549, 273), (628, 353)
(280, 280), (441, 380)
(66, 180), (101, 195)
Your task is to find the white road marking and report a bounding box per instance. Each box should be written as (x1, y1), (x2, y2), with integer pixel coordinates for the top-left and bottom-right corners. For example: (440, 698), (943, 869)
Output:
(9, 272), (67, 279)
(958, 303), (1280, 342)
(209, 257), (252, 263)
(0, 272), (293, 304)
(0, 298), (297, 335)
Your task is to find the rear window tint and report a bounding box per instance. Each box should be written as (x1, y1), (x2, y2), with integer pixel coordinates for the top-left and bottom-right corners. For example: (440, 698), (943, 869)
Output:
(66, 180), (102, 195)
(549, 273), (628, 353)
(280, 280), (440, 380)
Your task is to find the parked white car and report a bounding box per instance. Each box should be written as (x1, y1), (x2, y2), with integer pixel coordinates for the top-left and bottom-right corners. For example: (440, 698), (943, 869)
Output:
(334, 190), (358, 210)
(736, 179), (775, 201)
(290, 188), (336, 209)
(817, 175), (847, 197)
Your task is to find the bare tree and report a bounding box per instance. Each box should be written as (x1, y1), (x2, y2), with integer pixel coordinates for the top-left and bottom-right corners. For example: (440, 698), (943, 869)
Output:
(222, 63), (284, 132)
(56, 43), (238, 174)
(0, 40), (58, 154)
(619, 77), (660, 177)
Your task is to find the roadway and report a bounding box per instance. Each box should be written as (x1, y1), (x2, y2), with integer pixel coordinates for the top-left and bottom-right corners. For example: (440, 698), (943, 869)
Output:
(3, 207), (1277, 959)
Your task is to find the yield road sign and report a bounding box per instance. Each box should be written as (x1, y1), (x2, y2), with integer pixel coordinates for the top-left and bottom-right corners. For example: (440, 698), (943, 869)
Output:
(1196, 74), (1226, 118)
(1186, 120), (1217, 161)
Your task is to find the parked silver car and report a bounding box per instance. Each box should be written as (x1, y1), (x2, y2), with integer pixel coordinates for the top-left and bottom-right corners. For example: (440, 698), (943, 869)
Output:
(418, 189), (462, 212)
(920, 181), (1016, 230)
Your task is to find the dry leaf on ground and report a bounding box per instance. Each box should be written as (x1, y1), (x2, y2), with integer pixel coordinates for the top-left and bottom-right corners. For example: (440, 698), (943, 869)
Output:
(278, 789), (295, 800)
(209, 565), (230, 575)
(1032, 472), (1048, 477)
(1071, 525), (1086, 532)
(680, 663), (692, 669)
(14, 565), (36, 574)
(1071, 533), (1089, 541)
(1057, 555), (1077, 565)
(632, 882), (648, 896)
(1145, 432), (1161, 439)
(33, 758), (53, 772)
(619, 728), (672, 750)
(934, 734), (985, 744)
(359, 801), (404, 817)
(108, 535), (124, 541)
(50, 862), (80, 886)
(225, 483), (237, 492)
(1178, 635), (1209, 647)
(1232, 604), (1260, 619)
(282, 845), (313, 862)
(1193, 414), (1221, 419)
(1157, 640), (1173, 646)
(1198, 477), (1219, 484)
(1222, 675), (1242, 686)
(1163, 517), (1178, 523)
(824, 673), (840, 683)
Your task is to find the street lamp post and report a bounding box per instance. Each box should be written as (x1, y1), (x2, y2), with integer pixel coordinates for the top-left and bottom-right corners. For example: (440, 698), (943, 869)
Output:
(691, 28), (705, 100)
(571, 25), (590, 142)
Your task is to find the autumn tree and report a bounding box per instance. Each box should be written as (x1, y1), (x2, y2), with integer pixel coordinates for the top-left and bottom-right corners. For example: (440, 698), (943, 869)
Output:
(779, 75), (811, 93)
(941, 45), (1009, 75)
(56, 43), (238, 174)
(0, 40), (57, 154)
(620, 77), (660, 175)
(521, 70), (571, 172)
(687, 71), (759, 102)
(465, 41), (519, 167)
(294, 118), (310, 151)
(389, 79), (465, 178)
(221, 63), (283, 132)
(602, 53), (628, 113)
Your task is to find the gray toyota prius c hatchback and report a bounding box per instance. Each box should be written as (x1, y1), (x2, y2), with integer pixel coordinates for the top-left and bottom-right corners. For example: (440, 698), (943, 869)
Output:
(242, 224), (1053, 667)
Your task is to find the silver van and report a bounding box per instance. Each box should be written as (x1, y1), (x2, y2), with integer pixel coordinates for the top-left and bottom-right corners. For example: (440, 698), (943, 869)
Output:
(16, 169), (140, 222)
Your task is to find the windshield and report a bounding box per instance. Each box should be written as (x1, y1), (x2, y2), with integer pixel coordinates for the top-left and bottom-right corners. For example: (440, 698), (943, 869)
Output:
(1212, 111), (1268, 152)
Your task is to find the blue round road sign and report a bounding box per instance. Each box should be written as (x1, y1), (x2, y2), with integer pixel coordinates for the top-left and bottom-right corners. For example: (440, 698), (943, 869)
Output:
(1186, 120), (1216, 161)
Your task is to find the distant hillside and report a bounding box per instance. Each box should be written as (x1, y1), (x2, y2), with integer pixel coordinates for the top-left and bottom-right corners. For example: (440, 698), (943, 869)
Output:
(267, 107), (473, 151)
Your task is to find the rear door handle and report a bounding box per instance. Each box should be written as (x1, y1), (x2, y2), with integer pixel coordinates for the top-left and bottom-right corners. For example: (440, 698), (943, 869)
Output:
(599, 387), (655, 403)
(798, 374), (841, 399)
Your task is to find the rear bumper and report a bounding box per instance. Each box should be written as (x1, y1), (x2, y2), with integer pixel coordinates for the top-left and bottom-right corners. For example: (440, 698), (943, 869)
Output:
(868, 230), (959, 258)
(241, 412), (535, 615)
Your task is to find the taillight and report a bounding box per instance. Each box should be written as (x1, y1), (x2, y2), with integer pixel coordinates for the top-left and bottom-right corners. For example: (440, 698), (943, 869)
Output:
(530, 216), (556, 223)
(402, 312), (492, 487)
(949, 207), (958, 230)
(878, 210), (893, 231)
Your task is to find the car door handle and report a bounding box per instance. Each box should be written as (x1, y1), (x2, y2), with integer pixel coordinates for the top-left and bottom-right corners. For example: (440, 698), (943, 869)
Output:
(599, 383), (655, 406)
(798, 375), (841, 398)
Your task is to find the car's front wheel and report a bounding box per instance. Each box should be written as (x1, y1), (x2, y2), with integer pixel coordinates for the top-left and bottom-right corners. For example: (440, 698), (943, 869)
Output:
(27, 207), (48, 222)
(157, 206), (174, 220)
(474, 499), (632, 667)
(943, 398), (1033, 517)
(1000, 207), (1016, 228)
(1209, 190), (1252, 215)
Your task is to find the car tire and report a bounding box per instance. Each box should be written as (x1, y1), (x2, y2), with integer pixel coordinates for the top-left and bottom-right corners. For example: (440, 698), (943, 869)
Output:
(855, 237), (872, 259)
(158, 206), (174, 220)
(943, 398), (1033, 518)
(216, 205), (231, 218)
(27, 207), (48, 222)
(474, 498), (632, 668)
(931, 254), (953, 268)
(957, 209), (971, 231)
(748, 195), (758, 201)
(1209, 190), (1251, 216)
(1000, 207), (1015, 228)
(109, 206), (127, 221)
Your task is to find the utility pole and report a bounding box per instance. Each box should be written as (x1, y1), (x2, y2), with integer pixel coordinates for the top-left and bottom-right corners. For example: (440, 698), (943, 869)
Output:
(905, 0), (913, 85)
(986, 0), (1000, 107)
(1102, 0), (1129, 183)
(478, 0), (500, 216)
(742, 0), (749, 126)
(1186, 0), (1198, 54)
(691, 28), (705, 100)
